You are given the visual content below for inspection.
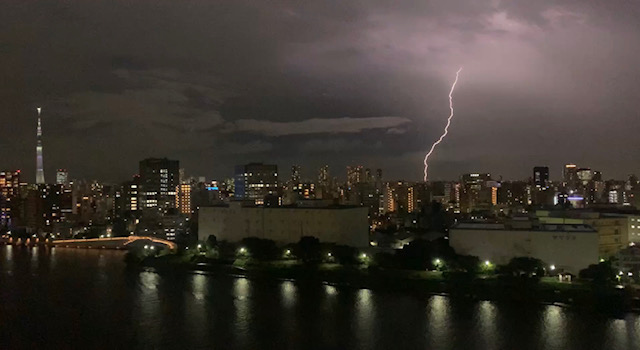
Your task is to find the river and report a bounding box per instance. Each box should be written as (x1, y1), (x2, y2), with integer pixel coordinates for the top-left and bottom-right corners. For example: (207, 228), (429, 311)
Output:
(0, 245), (638, 349)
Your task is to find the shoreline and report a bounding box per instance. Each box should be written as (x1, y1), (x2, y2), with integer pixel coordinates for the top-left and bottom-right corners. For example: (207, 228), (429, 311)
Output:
(131, 254), (640, 315)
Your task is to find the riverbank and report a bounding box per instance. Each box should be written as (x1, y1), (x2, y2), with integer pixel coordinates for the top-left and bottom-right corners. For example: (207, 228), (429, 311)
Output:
(130, 253), (640, 314)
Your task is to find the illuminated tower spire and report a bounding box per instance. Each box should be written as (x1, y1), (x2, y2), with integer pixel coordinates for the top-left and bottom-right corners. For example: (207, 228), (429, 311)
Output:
(36, 107), (45, 184)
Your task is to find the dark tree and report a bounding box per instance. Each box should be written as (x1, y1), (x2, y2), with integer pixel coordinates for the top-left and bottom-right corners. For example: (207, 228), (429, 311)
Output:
(296, 236), (322, 263)
(395, 238), (456, 270)
(499, 257), (546, 282)
(332, 245), (358, 265)
(240, 237), (279, 261)
(579, 261), (617, 288)
(205, 235), (217, 249)
(448, 254), (481, 275)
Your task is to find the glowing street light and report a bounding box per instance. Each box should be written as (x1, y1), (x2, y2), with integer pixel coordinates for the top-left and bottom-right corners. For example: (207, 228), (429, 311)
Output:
(484, 260), (490, 266)
(434, 258), (441, 265)
(550, 265), (556, 271)
(239, 247), (247, 254)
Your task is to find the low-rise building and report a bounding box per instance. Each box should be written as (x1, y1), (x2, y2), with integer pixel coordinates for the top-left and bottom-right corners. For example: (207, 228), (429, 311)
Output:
(536, 210), (640, 258)
(449, 221), (598, 274)
(198, 202), (369, 247)
(615, 245), (640, 274)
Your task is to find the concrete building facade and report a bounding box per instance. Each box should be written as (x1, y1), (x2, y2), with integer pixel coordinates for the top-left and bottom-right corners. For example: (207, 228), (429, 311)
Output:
(450, 222), (599, 274)
(198, 202), (369, 247)
(536, 210), (640, 258)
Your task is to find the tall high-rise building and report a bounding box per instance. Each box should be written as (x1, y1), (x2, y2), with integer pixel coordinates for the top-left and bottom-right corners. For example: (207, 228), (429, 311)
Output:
(533, 166), (549, 188)
(346, 165), (364, 187)
(0, 170), (20, 226)
(56, 169), (69, 186)
(117, 176), (140, 213)
(460, 173), (493, 213)
(176, 183), (192, 215)
(563, 164), (578, 188)
(291, 165), (301, 184)
(317, 165), (331, 199)
(382, 181), (411, 214)
(35, 107), (45, 184)
(318, 165), (329, 187)
(139, 158), (180, 210)
(234, 163), (279, 205)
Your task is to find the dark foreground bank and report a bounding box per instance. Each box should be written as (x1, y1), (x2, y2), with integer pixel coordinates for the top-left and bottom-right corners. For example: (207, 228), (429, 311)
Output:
(131, 252), (640, 315)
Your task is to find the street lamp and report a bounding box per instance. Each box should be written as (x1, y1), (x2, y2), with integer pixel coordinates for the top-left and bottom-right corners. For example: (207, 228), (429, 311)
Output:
(550, 265), (556, 271)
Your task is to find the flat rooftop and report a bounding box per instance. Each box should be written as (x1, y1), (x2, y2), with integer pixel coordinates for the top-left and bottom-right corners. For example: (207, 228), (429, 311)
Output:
(452, 222), (596, 233)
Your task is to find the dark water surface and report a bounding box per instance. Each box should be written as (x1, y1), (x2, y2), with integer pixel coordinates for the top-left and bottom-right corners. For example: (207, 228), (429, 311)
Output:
(0, 246), (639, 349)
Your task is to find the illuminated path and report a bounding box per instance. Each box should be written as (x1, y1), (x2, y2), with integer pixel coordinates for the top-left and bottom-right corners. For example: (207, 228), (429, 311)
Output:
(48, 236), (177, 250)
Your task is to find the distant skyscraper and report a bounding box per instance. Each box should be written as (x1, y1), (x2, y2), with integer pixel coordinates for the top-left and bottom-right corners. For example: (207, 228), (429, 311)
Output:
(139, 158), (179, 210)
(460, 173), (493, 213)
(291, 165), (301, 184)
(56, 169), (69, 186)
(234, 163), (279, 205)
(35, 107), (45, 184)
(176, 183), (192, 215)
(533, 166), (549, 188)
(318, 165), (329, 187)
(346, 165), (364, 187)
(0, 170), (20, 226)
(563, 164), (578, 187)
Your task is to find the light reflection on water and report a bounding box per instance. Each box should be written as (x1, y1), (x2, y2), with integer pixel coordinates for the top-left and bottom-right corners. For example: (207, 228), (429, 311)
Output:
(478, 300), (499, 350)
(280, 280), (296, 308)
(0, 246), (639, 350)
(233, 277), (252, 348)
(542, 305), (567, 349)
(426, 295), (451, 347)
(355, 288), (375, 349)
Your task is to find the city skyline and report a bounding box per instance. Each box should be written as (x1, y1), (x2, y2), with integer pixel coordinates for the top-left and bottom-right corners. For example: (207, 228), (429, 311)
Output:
(2, 2), (640, 347)
(2, 1), (640, 181)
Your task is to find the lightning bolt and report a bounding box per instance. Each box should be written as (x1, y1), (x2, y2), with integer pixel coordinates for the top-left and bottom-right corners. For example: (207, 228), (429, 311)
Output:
(423, 67), (463, 182)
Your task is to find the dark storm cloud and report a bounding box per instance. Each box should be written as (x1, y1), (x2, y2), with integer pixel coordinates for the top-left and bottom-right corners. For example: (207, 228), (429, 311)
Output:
(1, 0), (639, 182)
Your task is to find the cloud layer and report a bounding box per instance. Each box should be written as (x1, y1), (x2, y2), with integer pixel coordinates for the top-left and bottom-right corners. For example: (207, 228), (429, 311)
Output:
(1, 0), (639, 181)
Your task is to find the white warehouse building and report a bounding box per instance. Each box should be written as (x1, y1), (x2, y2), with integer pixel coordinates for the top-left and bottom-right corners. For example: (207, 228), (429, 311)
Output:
(449, 222), (599, 274)
(198, 202), (370, 247)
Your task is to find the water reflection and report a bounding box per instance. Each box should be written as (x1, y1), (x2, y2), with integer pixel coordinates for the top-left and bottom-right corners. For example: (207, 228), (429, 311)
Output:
(280, 280), (296, 308)
(324, 284), (337, 296)
(1, 246), (640, 350)
(191, 273), (207, 301)
(478, 301), (499, 350)
(233, 277), (252, 347)
(426, 295), (451, 347)
(542, 305), (566, 349)
(355, 289), (374, 349)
